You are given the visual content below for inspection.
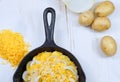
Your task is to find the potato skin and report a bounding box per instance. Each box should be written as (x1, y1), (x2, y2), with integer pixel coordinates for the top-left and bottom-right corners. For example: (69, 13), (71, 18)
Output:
(92, 17), (111, 32)
(95, 1), (115, 17)
(101, 36), (117, 56)
(79, 11), (94, 26)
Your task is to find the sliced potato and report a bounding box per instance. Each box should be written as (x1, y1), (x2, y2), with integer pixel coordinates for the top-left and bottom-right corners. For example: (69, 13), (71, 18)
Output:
(92, 17), (111, 32)
(101, 36), (117, 56)
(79, 11), (94, 26)
(95, 1), (115, 17)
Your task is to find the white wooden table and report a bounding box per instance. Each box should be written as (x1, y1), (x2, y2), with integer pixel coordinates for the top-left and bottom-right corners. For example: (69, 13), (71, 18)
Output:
(0, 0), (120, 82)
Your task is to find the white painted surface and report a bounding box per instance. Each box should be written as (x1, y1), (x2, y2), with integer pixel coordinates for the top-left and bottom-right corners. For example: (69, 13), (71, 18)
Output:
(0, 0), (120, 82)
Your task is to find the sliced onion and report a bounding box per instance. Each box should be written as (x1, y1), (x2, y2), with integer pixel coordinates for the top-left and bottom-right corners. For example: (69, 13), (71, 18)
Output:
(22, 71), (28, 81)
(34, 76), (41, 82)
(26, 61), (32, 70)
(30, 59), (40, 66)
(64, 66), (78, 78)
(69, 78), (76, 82)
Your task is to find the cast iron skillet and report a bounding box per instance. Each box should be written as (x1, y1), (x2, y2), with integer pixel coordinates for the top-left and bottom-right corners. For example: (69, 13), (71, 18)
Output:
(13, 7), (86, 82)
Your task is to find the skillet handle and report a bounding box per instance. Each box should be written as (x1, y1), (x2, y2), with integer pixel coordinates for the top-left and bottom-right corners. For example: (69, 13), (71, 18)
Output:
(43, 7), (56, 47)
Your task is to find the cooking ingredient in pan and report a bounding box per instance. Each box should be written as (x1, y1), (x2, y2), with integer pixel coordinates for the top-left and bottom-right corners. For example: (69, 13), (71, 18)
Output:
(22, 51), (78, 82)
(0, 29), (29, 67)
(101, 36), (117, 56)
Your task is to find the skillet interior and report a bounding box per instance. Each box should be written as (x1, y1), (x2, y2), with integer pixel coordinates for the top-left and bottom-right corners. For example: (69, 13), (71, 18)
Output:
(13, 46), (86, 82)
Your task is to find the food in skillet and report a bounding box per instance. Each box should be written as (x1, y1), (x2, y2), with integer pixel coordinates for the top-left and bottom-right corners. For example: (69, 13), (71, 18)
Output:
(22, 51), (78, 82)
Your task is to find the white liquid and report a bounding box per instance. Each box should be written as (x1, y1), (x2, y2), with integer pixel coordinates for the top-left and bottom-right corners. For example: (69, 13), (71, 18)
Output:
(62, 0), (95, 13)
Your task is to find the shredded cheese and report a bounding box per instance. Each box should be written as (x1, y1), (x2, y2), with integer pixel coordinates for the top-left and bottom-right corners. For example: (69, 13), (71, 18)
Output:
(23, 51), (78, 82)
(0, 29), (29, 67)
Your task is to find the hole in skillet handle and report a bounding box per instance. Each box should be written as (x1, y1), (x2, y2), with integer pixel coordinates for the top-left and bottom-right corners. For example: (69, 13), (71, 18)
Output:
(13, 7), (86, 82)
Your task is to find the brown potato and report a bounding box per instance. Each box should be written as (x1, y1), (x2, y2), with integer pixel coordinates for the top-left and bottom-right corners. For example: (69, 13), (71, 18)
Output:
(92, 17), (111, 32)
(101, 36), (117, 56)
(95, 1), (115, 17)
(79, 11), (94, 26)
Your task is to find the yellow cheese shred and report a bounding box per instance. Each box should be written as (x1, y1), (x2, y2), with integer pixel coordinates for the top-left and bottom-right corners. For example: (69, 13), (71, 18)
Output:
(0, 29), (29, 67)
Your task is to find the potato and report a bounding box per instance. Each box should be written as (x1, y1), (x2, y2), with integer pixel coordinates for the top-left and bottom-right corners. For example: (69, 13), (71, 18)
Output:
(101, 36), (117, 56)
(92, 17), (111, 32)
(95, 1), (115, 17)
(79, 11), (94, 26)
